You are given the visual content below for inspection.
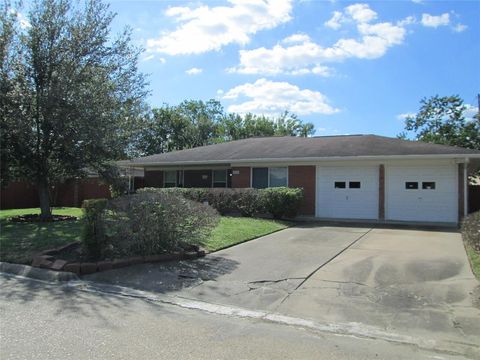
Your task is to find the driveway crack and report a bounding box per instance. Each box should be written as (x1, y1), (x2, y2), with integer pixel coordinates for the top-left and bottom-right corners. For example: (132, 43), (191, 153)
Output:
(275, 227), (374, 308)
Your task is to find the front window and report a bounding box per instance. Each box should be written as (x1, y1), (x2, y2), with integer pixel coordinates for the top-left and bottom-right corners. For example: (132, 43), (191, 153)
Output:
(164, 170), (177, 188)
(252, 167), (287, 188)
(213, 170), (227, 188)
(269, 167), (287, 187)
(252, 168), (268, 189)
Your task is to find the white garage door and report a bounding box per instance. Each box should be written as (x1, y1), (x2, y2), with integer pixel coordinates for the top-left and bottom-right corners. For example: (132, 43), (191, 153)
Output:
(386, 165), (457, 223)
(316, 166), (379, 220)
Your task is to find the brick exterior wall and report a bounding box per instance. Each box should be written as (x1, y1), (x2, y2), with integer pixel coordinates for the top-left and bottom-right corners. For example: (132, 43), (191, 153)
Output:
(231, 167), (251, 188)
(288, 166), (316, 216)
(458, 163), (465, 221)
(144, 170), (164, 188)
(379, 164), (385, 220)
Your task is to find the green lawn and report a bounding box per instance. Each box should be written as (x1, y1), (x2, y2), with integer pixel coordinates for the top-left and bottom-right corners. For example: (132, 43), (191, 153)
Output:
(204, 216), (290, 252)
(0, 208), (291, 264)
(465, 245), (480, 280)
(0, 207), (83, 264)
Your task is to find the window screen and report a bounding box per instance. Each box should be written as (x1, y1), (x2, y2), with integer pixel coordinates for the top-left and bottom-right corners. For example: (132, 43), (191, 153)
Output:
(252, 168), (268, 189)
(349, 181), (361, 189)
(269, 167), (287, 187)
(405, 182), (418, 190)
(334, 181), (346, 189)
(164, 171), (177, 188)
(422, 182), (436, 190)
(213, 170), (227, 188)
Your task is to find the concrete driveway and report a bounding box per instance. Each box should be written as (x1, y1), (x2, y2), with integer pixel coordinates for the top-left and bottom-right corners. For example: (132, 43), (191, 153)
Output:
(84, 224), (480, 353)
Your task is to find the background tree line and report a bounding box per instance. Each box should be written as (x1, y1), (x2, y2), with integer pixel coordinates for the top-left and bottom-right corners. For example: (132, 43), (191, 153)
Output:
(132, 100), (315, 157)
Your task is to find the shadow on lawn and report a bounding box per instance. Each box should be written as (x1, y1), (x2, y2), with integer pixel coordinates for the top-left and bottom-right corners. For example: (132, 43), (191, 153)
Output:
(0, 219), (82, 264)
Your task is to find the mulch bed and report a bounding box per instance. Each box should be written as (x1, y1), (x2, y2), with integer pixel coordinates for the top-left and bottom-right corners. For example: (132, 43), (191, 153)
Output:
(31, 242), (207, 276)
(9, 214), (78, 223)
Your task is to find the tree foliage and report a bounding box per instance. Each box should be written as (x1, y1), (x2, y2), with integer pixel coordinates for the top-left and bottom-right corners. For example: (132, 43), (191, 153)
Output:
(400, 95), (480, 150)
(1, 0), (148, 218)
(133, 100), (316, 156)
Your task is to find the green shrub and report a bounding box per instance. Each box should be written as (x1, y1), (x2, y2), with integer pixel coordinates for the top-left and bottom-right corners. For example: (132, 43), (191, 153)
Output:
(462, 211), (480, 252)
(106, 192), (219, 257)
(261, 187), (304, 219)
(81, 198), (108, 260)
(138, 187), (236, 215)
(234, 188), (264, 217)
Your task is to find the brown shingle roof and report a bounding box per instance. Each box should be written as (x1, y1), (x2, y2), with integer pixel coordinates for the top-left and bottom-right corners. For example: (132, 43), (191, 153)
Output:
(125, 135), (480, 166)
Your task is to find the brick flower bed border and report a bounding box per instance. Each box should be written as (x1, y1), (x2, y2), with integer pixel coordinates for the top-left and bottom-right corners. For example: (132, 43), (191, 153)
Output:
(31, 242), (207, 276)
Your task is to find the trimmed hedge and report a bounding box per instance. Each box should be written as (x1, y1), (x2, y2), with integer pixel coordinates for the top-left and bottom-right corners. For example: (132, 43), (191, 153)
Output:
(138, 187), (304, 219)
(462, 211), (480, 252)
(262, 187), (304, 219)
(81, 199), (108, 260)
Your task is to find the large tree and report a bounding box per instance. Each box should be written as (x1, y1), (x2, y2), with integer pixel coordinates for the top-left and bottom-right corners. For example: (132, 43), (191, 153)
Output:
(1, 0), (147, 219)
(400, 95), (480, 150)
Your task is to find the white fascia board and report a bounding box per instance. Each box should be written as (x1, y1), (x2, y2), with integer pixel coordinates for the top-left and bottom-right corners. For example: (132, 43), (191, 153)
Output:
(124, 154), (480, 168)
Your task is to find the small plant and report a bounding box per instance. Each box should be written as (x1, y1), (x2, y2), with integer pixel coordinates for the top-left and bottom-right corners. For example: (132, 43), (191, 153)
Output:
(462, 211), (480, 252)
(261, 187), (304, 219)
(81, 199), (108, 260)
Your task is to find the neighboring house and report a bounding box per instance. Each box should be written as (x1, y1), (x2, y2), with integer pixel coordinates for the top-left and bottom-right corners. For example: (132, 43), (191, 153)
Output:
(121, 135), (480, 225)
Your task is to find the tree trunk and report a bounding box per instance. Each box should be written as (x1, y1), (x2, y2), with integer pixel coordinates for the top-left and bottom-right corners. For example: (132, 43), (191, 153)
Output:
(38, 180), (52, 221)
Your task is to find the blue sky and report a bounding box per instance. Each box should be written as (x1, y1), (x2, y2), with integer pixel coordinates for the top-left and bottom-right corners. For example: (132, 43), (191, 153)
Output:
(107, 0), (479, 136)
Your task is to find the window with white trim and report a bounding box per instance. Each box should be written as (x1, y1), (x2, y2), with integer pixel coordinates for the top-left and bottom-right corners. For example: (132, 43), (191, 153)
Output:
(164, 170), (177, 188)
(252, 167), (287, 188)
(213, 170), (227, 188)
(269, 167), (287, 187)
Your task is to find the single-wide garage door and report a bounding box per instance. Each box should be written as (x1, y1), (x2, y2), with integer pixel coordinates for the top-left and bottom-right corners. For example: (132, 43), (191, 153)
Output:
(316, 166), (379, 219)
(386, 165), (457, 223)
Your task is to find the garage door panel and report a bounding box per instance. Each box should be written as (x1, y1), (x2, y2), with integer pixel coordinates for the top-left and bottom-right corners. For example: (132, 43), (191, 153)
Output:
(316, 166), (378, 220)
(386, 165), (457, 223)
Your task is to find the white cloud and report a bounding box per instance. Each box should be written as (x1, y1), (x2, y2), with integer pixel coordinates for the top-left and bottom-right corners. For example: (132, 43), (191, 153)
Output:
(185, 67), (203, 75)
(282, 33), (311, 44)
(453, 23), (467, 33)
(232, 4), (406, 76)
(142, 54), (155, 62)
(396, 112), (416, 120)
(397, 16), (416, 27)
(465, 104), (478, 119)
(421, 13), (450, 28)
(345, 3), (377, 23)
(222, 78), (339, 116)
(159, 57), (166, 64)
(324, 11), (343, 30)
(147, 0), (293, 55)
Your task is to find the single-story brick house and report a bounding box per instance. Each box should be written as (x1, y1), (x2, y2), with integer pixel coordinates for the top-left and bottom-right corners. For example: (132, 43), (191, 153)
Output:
(121, 135), (480, 225)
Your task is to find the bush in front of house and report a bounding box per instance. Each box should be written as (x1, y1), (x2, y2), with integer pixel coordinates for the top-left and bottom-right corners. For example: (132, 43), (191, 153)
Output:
(233, 188), (265, 217)
(462, 211), (480, 252)
(138, 187), (237, 215)
(81, 198), (108, 260)
(81, 192), (219, 259)
(261, 187), (304, 219)
(106, 192), (219, 257)
(137, 186), (305, 218)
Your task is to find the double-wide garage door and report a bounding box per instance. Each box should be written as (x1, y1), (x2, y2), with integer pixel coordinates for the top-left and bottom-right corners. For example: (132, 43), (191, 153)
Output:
(316, 164), (458, 223)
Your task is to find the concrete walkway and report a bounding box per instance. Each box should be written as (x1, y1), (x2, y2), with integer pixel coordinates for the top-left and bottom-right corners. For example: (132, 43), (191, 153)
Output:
(84, 224), (480, 355)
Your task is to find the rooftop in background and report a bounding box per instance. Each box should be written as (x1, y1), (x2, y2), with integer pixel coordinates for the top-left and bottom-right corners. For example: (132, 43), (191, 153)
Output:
(121, 135), (480, 166)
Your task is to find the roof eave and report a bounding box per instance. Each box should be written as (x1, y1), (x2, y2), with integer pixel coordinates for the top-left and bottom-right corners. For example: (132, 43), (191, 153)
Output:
(121, 153), (480, 167)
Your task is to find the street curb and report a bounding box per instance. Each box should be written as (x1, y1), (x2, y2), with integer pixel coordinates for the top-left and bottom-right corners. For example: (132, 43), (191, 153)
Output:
(70, 280), (479, 358)
(0, 262), (79, 282)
